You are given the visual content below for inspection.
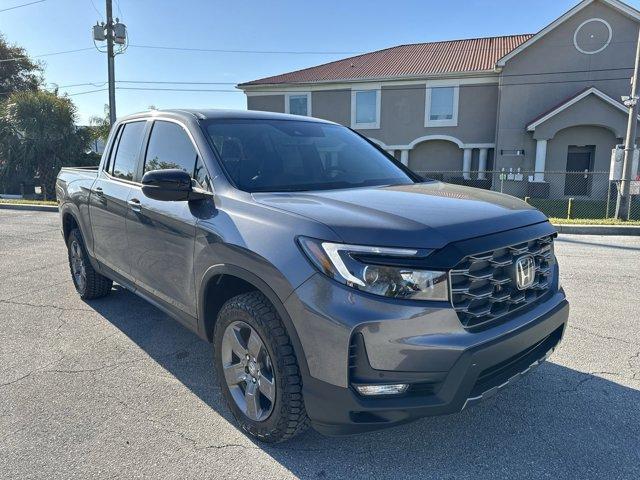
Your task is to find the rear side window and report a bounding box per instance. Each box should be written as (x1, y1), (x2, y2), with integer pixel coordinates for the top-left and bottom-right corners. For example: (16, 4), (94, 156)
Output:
(144, 121), (198, 176)
(111, 121), (146, 181)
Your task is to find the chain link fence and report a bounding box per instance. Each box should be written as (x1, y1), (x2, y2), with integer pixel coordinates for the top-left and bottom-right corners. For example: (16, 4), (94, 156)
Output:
(413, 170), (640, 221)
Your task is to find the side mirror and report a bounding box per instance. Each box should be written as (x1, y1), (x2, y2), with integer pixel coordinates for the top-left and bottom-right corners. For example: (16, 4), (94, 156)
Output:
(141, 169), (211, 202)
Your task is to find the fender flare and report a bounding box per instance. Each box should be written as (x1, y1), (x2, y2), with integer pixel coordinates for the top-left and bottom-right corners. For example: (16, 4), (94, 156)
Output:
(59, 202), (102, 271)
(198, 263), (310, 378)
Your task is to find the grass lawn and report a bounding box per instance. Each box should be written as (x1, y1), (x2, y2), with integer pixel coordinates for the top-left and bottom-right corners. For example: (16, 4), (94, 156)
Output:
(528, 197), (640, 221)
(0, 199), (57, 206)
(550, 217), (640, 225)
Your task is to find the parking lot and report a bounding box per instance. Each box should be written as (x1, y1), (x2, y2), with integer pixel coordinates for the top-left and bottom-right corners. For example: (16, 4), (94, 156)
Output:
(0, 209), (638, 479)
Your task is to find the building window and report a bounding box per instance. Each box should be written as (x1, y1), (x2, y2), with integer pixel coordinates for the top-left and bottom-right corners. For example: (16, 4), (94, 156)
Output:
(351, 88), (380, 129)
(425, 85), (459, 127)
(285, 93), (311, 116)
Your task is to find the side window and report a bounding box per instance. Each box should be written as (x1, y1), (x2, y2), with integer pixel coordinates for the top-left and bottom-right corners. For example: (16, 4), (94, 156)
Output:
(144, 121), (198, 175)
(111, 121), (146, 181)
(194, 157), (211, 190)
(104, 125), (122, 173)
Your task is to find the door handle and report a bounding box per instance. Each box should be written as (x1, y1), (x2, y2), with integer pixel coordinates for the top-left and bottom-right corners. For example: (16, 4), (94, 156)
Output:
(92, 186), (104, 196)
(127, 198), (142, 212)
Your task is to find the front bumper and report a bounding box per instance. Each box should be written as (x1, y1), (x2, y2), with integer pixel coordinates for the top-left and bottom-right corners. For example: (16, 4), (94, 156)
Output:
(285, 273), (569, 434)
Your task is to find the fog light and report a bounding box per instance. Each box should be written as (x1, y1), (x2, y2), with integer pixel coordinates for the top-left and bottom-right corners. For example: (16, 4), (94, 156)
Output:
(354, 384), (409, 396)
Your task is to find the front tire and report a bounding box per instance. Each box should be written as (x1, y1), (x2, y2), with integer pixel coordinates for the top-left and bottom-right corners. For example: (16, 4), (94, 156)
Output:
(213, 291), (309, 443)
(66, 229), (113, 299)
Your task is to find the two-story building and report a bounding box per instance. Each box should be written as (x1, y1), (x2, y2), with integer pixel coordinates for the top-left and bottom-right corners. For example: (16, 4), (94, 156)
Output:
(238, 0), (640, 199)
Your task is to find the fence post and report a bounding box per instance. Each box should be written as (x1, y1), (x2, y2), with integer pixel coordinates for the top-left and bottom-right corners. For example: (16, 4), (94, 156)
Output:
(606, 181), (611, 219)
(567, 197), (574, 220)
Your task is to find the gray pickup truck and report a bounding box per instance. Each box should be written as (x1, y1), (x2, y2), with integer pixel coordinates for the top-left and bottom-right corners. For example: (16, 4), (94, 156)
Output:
(56, 109), (569, 443)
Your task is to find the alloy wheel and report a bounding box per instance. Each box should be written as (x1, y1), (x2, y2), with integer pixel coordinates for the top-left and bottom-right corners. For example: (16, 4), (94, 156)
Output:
(221, 320), (276, 421)
(69, 240), (87, 293)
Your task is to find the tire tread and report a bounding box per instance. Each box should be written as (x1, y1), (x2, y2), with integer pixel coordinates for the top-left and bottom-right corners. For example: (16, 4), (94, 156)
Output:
(215, 291), (309, 443)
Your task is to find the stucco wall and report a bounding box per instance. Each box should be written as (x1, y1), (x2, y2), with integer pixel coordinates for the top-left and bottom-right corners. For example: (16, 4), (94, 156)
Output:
(247, 95), (285, 112)
(532, 93), (629, 140)
(545, 125), (618, 199)
(244, 81), (498, 148)
(362, 83), (499, 146)
(495, 0), (638, 173)
(311, 89), (351, 125)
(409, 140), (463, 172)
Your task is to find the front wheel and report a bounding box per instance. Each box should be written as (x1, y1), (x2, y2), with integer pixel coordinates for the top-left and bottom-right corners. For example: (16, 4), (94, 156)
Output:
(66, 229), (113, 299)
(213, 291), (309, 443)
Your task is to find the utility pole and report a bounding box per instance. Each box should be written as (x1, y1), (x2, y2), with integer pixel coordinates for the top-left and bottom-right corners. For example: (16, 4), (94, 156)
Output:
(105, 0), (116, 126)
(616, 27), (640, 220)
(92, 1), (127, 127)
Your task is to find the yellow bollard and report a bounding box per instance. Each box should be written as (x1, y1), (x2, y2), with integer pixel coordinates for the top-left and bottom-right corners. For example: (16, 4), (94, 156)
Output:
(524, 196), (530, 204)
(567, 197), (574, 219)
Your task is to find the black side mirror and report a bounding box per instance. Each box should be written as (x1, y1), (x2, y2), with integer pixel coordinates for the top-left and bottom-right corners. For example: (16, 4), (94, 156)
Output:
(141, 169), (211, 202)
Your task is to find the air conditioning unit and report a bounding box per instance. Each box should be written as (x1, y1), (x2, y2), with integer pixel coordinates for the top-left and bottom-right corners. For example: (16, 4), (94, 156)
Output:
(610, 145), (639, 180)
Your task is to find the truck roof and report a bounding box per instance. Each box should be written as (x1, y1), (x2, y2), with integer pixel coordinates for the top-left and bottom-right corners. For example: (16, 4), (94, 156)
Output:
(117, 108), (337, 125)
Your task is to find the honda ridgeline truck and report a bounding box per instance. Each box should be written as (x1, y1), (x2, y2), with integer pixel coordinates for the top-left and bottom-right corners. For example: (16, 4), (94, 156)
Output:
(56, 109), (569, 443)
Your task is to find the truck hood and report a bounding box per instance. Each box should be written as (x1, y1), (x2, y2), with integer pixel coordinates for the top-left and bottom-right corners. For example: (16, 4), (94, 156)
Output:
(253, 182), (548, 249)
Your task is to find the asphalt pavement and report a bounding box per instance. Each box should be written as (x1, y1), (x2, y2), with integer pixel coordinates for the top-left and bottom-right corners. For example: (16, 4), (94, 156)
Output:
(1, 209), (638, 479)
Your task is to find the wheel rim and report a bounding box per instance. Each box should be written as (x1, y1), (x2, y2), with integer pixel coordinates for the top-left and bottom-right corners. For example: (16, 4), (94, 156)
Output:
(69, 240), (87, 293)
(221, 320), (276, 422)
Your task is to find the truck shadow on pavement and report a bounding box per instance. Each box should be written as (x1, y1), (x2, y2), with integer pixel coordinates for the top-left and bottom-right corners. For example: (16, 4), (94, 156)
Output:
(88, 286), (640, 480)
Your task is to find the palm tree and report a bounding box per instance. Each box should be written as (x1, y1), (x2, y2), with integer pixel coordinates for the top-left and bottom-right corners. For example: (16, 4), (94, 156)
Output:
(0, 90), (92, 200)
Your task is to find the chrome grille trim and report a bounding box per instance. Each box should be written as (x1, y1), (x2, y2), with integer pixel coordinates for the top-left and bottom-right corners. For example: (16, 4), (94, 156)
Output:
(449, 235), (555, 328)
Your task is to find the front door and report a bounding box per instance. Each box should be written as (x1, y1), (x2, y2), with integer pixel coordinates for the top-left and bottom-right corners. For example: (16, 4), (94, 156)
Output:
(564, 145), (594, 196)
(89, 120), (148, 281)
(126, 120), (205, 321)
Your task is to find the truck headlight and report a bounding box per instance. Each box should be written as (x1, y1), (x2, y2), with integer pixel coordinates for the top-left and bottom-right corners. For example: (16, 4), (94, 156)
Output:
(298, 237), (448, 301)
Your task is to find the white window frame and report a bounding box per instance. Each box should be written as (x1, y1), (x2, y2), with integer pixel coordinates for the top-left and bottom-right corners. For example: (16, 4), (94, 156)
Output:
(425, 82), (459, 127)
(285, 92), (312, 116)
(350, 85), (381, 130)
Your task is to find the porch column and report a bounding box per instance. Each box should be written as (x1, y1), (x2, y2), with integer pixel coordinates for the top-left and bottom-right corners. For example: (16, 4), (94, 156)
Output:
(462, 148), (473, 180)
(534, 139), (547, 182)
(477, 148), (488, 180)
(400, 149), (409, 166)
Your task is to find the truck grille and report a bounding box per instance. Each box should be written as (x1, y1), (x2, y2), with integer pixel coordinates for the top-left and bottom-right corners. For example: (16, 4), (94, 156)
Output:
(449, 235), (555, 328)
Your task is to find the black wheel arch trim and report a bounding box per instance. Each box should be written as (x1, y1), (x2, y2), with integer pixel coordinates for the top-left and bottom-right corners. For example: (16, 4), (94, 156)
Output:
(198, 264), (311, 379)
(59, 203), (102, 272)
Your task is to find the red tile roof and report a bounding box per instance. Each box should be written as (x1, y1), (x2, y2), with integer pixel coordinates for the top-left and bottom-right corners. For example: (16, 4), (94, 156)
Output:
(239, 34), (534, 87)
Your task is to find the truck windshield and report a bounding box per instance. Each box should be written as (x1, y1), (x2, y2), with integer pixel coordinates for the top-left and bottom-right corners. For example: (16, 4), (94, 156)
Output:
(203, 118), (415, 192)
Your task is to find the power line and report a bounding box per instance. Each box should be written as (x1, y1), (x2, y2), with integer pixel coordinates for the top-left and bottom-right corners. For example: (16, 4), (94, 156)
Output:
(127, 44), (366, 55)
(25, 74), (635, 96)
(89, 0), (103, 20)
(0, 0), (46, 13)
(3, 73), (634, 97)
(109, 76), (637, 94)
(114, 0), (123, 18)
(0, 47), (95, 63)
(67, 88), (109, 96)
(47, 64), (637, 91)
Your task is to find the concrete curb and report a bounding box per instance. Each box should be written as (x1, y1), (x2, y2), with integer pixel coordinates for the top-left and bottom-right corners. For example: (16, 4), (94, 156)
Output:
(553, 223), (640, 235)
(0, 203), (58, 212)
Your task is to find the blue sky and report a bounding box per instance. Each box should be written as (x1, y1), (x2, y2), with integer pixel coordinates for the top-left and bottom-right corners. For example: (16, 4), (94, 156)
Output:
(2, 0), (640, 123)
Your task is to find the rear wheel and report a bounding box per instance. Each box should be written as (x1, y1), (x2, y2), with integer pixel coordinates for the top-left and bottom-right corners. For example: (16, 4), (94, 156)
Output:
(213, 291), (309, 443)
(67, 229), (112, 299)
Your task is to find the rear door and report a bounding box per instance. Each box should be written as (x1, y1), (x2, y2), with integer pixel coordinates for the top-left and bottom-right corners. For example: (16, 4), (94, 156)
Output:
(126, 119), (208, 320)
(89, 120), (148, 281)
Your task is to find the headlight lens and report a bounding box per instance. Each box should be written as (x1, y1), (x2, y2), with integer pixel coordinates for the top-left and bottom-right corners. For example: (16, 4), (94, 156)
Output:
(298, 237), (448, 301)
